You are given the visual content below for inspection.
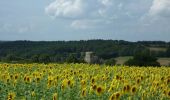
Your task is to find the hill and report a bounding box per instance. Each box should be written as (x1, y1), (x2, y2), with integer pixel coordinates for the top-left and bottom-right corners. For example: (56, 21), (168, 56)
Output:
(0, 40), (170, 63)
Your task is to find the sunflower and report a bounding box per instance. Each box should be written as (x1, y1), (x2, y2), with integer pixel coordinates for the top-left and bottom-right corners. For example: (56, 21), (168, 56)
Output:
(166, 78), (170, 85)
(31, 91), (36, 97)
(61, 79), (68, 90)
(14, 74), (19, 80)
(81, 80), (86, 88)
(36, 76), (41, 83)
(123, 84), (131, 93)
(116, 75), (120, 80)
(115, 92), (121, 100)
(52, 93), (57, 100)
(131, 85), (137, 95)
(92, 84), (97, 91)
(96, 85), (104, 96)
(91, 77), (95, 84)
(136, 78), (141, 85)
(109, 93), (115, 100)
(109, 92), (121, 100)
(26, 76), (32, 83)
(166, 90), (170, 98)
(7, 92), (16, 100)
(68, 79), (74, 88)
(81, 88), (87, 97)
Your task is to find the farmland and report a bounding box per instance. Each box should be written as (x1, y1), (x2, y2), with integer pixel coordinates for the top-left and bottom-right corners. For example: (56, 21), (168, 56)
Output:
(0, 63), (170, 100)
(115, 56), (170, 66)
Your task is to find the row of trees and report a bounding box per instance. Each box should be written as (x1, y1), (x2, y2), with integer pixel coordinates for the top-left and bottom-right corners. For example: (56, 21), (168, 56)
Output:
(0, 40), (169, 66)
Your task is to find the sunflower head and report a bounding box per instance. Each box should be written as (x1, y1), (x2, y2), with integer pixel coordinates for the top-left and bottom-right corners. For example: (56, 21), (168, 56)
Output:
(136, 78), (141, 84)
(81, 88), (87, 97)
(53, 93), (57, 100)
(91, 78), (95, 84)
(115, 92), (121, 99)
(109, 93), (115, 100)
(96, 86), (104, 96)
(81, 80), (86, 87)
(8, 92), (16, 100)
(167, 90), (170, 98)
(92, 84), (97, 91)
(131, 85), (137, 95)
(109, 92), (121, 100)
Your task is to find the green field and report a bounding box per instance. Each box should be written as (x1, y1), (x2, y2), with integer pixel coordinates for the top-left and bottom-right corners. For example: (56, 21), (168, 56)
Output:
(0, 63), (170, 100)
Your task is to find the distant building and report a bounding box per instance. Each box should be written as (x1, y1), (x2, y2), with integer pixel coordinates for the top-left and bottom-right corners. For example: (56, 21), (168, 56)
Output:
(84, 52), (93, 64)
(84, 52), (103, 64)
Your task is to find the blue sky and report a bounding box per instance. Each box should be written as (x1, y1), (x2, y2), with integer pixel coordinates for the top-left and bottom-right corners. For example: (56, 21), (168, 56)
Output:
(0, 0), (170, 41)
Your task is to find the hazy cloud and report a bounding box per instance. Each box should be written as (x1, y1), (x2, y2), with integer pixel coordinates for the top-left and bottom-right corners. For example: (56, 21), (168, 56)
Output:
(149, 0), (170, 17)
(45, 0), (115, 29)
(0, 23), (34, 34)
(45, 0), (114, 19)
(0, 0), (170, 41)
(45, 0), (154, 29)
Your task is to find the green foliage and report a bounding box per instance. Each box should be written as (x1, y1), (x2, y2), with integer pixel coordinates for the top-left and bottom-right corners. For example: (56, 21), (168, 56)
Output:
(1, 54), (22, 62)
(66, 54), (79, 63)
(31, 55), (39, 63)
(104, 58), (116, 66)
(39, 54), (51, 64)
(0, 40), (169, 63)
(125, 50), (160, 67)
(166, 47), (170, 57)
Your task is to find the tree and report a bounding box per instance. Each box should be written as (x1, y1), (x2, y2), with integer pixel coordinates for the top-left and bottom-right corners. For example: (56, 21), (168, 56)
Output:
(39, 54), (51, 64)
(66, 54), (79, 63)
(2, 54), (22, 62)
(166, 47), (170, 57)
(125, 50), (160, 67)
(31, 55), (39, 63)
(104, 58), (116, 66)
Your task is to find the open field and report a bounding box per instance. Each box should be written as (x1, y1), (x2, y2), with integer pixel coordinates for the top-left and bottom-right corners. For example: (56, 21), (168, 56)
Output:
(158, 58), (170, 66)
(115, 56), (133, 65)
(148, 47), (167, 52)
(0, 63), (170, 100)
(115, 56), (170, 66)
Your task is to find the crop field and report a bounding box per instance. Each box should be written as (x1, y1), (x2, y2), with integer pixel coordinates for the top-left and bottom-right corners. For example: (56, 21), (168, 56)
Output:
(0, 63), (170, 100)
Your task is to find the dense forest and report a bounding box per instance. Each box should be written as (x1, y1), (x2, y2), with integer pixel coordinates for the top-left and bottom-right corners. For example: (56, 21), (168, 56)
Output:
(0, 40), (170, 64)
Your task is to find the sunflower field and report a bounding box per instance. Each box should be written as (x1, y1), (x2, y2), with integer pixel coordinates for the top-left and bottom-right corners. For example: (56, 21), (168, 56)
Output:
(0, 63), (170, 100)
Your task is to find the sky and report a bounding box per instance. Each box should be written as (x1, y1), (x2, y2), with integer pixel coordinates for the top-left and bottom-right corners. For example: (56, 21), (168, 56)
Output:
(0, 0), (170, 41)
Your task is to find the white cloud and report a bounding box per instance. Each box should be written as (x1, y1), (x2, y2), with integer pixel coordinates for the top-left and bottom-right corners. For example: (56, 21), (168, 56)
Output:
(45, 0), (84, 18)
(45, 0), (163, 29)
(149, 0), (170, 17)
(45, 0), (115, 29)
(45, 0), (114, 19)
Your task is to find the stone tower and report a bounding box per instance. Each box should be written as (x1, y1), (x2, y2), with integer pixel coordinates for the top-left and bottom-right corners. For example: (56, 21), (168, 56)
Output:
(84, 52), (94, 64)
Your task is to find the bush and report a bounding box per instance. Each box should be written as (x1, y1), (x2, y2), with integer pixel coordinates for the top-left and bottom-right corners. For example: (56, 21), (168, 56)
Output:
(104, 58), (116, 66)
(124, 50), (160, 67)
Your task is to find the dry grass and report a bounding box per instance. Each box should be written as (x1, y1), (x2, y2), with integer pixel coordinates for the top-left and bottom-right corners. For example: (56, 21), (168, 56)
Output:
(148, 47), (167, 52)
(115, 56), (132, 65)
(115, 56), (170, 66)
(157, 58), (170, 66)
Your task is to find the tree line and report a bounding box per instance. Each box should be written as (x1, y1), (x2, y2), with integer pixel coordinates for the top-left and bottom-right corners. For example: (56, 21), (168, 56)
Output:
(0, 40), (170, 66)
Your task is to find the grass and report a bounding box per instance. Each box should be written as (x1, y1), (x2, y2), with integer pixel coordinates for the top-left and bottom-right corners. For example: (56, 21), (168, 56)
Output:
(157, 58), (170, 66)
(115, 56), (133, 65)
(148, 47), (167, 52)
(115, 56), (170, 66)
